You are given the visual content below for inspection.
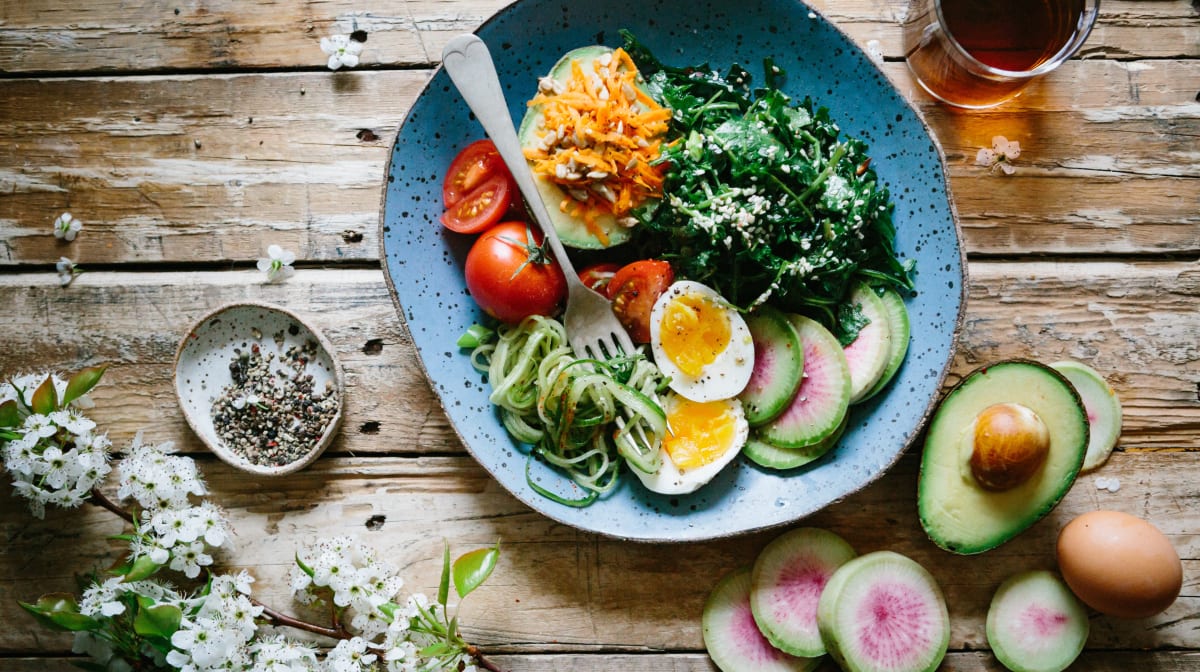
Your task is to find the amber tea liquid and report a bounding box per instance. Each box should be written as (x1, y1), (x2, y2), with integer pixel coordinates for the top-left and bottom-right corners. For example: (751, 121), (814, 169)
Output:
(903, 0), (1095, 108)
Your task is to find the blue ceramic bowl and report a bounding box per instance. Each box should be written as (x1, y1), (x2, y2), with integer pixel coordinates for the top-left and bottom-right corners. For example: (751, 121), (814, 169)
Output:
(380, 0), (965, 541)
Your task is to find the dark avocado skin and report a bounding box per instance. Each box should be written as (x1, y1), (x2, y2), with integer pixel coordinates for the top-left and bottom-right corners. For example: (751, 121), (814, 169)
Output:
(917, 359), (1089, 555)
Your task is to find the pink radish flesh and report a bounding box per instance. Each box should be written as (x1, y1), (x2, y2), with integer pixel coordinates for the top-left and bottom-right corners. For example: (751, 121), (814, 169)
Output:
(704, 568), (818, 672)
(751, 527), (857, 658)
(855, 582), (940, 668)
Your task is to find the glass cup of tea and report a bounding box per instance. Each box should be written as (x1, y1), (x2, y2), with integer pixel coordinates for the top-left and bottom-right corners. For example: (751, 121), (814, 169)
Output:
(902, 0), (1101, 109)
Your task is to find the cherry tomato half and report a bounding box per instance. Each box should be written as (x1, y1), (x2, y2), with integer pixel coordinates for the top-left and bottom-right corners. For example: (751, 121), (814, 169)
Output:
(464, 221), (568, 324)
(440, 174), (513, 234)
(578, 262), (622, 295)
(607, 260), (674, 344)
(443, 139), (506, 208)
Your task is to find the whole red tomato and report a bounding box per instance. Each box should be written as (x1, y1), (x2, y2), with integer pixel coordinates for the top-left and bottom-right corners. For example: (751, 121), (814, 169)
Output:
(464, 221), (567, 324)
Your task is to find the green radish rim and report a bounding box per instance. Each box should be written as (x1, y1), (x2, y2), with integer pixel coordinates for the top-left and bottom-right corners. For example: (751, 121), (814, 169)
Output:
(758, 315), (851, 448)
(843, 282), (893, 404)
(817, 551), (950, 672)
(744, 416), (848, 471)
(859, 288), (911, 402)
(986, 570), (1089, 672)
(739, 306), (805, 427)
(750, 527), (858, 658)
(1050, 360), (1122, 472)
(703, 567), (822, 672)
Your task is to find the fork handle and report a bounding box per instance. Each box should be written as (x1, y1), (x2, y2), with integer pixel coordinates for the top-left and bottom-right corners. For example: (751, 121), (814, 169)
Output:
(442, 34), (585, 288)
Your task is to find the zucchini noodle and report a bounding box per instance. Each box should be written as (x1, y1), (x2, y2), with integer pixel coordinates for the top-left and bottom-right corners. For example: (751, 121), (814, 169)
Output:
(468, 315), (668, 506)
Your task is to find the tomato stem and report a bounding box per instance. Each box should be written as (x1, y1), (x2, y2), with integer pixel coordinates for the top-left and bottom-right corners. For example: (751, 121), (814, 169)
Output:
(501, 223), (555, 280)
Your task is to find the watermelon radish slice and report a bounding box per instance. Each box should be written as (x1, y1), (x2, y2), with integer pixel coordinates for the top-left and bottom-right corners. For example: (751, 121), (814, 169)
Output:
(750, 527), (858, 657)
(758, 315), (851, 448)
(817, 551), (950, 672)
(1050, 360), (1122, 471)
(986, 570), (1089, 672)
(703, 567), (821, 672)
(743, 416), (847, 471)
(843, 282), (893, 403)
(859, 288), (911, 402)
(740, 307), (805, 427)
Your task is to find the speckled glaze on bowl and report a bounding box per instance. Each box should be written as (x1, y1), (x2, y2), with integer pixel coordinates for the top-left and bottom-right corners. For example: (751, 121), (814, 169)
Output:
(379, 0), (966, 541)
(174, 302), (344, 476)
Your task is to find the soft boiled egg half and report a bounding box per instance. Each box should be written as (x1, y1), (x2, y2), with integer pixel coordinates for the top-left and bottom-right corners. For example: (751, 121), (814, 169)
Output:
(633, 392), (750, 495)
(649, 280), (755, 403)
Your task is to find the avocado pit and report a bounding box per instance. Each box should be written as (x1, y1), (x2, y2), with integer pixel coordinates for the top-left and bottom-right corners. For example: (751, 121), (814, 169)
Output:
(967, 402), (1050, 491)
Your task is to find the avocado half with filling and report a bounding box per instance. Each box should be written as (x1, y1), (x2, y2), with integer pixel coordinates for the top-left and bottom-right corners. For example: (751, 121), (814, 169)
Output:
(517, 46), (659, 249)
(918, 359), (1089, 555)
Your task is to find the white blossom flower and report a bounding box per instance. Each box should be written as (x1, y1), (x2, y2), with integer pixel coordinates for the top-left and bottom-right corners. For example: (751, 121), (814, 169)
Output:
(80, 576), (131, 617)
(324, 637), (376, 672)
(250, 635), (320, 672)
(137, 502), (230, 573)
(257, 244), (296, 282)
(170, 540), (214, 578)
(53, 212), (82, 241)
(118, 432), (206, 510)
(975, 135), (1022, 175)
(56, 257), (81, 286)
(2, 414), (112, 518)
(320, 34), (364, 71)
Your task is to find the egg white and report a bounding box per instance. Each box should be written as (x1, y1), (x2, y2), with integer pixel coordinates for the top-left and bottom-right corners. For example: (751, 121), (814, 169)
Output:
(649, 280), (755, 403)
(633, 393), (750, 495)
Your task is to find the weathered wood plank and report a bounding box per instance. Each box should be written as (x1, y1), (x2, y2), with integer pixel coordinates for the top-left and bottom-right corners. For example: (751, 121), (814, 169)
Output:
(1, 452), (1196, 654)
(3, 652), (1200, 672)
(0, 0), (1193, 75)
(0, 262), (1195, 454)
(0, 61), (1196, 265)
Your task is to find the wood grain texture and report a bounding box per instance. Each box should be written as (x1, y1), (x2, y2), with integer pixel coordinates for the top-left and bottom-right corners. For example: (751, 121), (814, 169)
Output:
(0, 0), (1194, 74)
(1, 452), (1196, 654)
(1, 60), (1197, 265)
(3, 652), (1200, 672)
(0, 262), (1195, 454)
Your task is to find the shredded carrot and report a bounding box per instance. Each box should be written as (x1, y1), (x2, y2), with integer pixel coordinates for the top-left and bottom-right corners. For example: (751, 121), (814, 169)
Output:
(524, 48), (671, 245)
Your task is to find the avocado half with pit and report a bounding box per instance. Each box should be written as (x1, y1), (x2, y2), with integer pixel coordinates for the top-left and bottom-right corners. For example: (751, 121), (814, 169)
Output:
(517, 45), (655, 249)
(918, 359), (1089, 555)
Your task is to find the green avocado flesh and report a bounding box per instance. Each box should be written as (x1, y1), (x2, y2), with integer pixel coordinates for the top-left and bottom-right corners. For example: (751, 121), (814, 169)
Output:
(918, 360), (1089, 555)
(518, 45), (633, 249)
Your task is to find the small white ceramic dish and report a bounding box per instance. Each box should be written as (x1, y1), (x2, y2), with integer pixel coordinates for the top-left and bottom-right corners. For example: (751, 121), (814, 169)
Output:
(174, 301), (344, 475)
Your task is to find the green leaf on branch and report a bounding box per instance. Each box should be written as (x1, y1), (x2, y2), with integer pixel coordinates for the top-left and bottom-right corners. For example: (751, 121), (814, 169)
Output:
(19, 594), (99, 632)
(452, 541), (500, 600)
(63, 365), (107, 406)
(118, 555), (162, 582)
(437, 541), (451, 607)
(294, 551), (314, 577)
(134, 596), (182, 639)
(30, 375), (58, 415)
(418, 641), (455, 658)
(378, 601), (400, 623)
(0, 399), (19, 427)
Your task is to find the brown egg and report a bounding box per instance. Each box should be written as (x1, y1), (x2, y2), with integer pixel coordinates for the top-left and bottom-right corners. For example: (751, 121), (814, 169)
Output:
(1056, 510), (1182, 619)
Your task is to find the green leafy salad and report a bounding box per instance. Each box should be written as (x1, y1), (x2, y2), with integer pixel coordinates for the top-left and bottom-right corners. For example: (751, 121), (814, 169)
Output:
(623, 31), (916, 331)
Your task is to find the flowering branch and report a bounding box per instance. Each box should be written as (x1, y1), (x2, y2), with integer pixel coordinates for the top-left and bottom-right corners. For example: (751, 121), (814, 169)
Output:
(254, 598), (347, 640)
(88, 485), (134, 524)
(4, 366), (507, 672)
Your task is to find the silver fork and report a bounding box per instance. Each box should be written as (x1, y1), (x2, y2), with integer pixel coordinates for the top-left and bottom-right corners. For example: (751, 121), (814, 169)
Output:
(441, 34), (635, 362)
(442, 35), (661, 471)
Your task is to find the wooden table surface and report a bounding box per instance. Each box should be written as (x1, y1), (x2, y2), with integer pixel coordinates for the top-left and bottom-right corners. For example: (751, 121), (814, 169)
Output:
(1, 1), (1198, 670)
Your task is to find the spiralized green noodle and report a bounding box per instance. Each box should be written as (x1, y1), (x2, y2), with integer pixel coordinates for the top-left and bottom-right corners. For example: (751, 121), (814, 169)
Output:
(469, 315), (667, 506)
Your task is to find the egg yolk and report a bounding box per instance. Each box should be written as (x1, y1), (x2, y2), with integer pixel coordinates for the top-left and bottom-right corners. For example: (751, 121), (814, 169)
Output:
(665, 398), (737, 470)
(660, 292), (731, 377)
